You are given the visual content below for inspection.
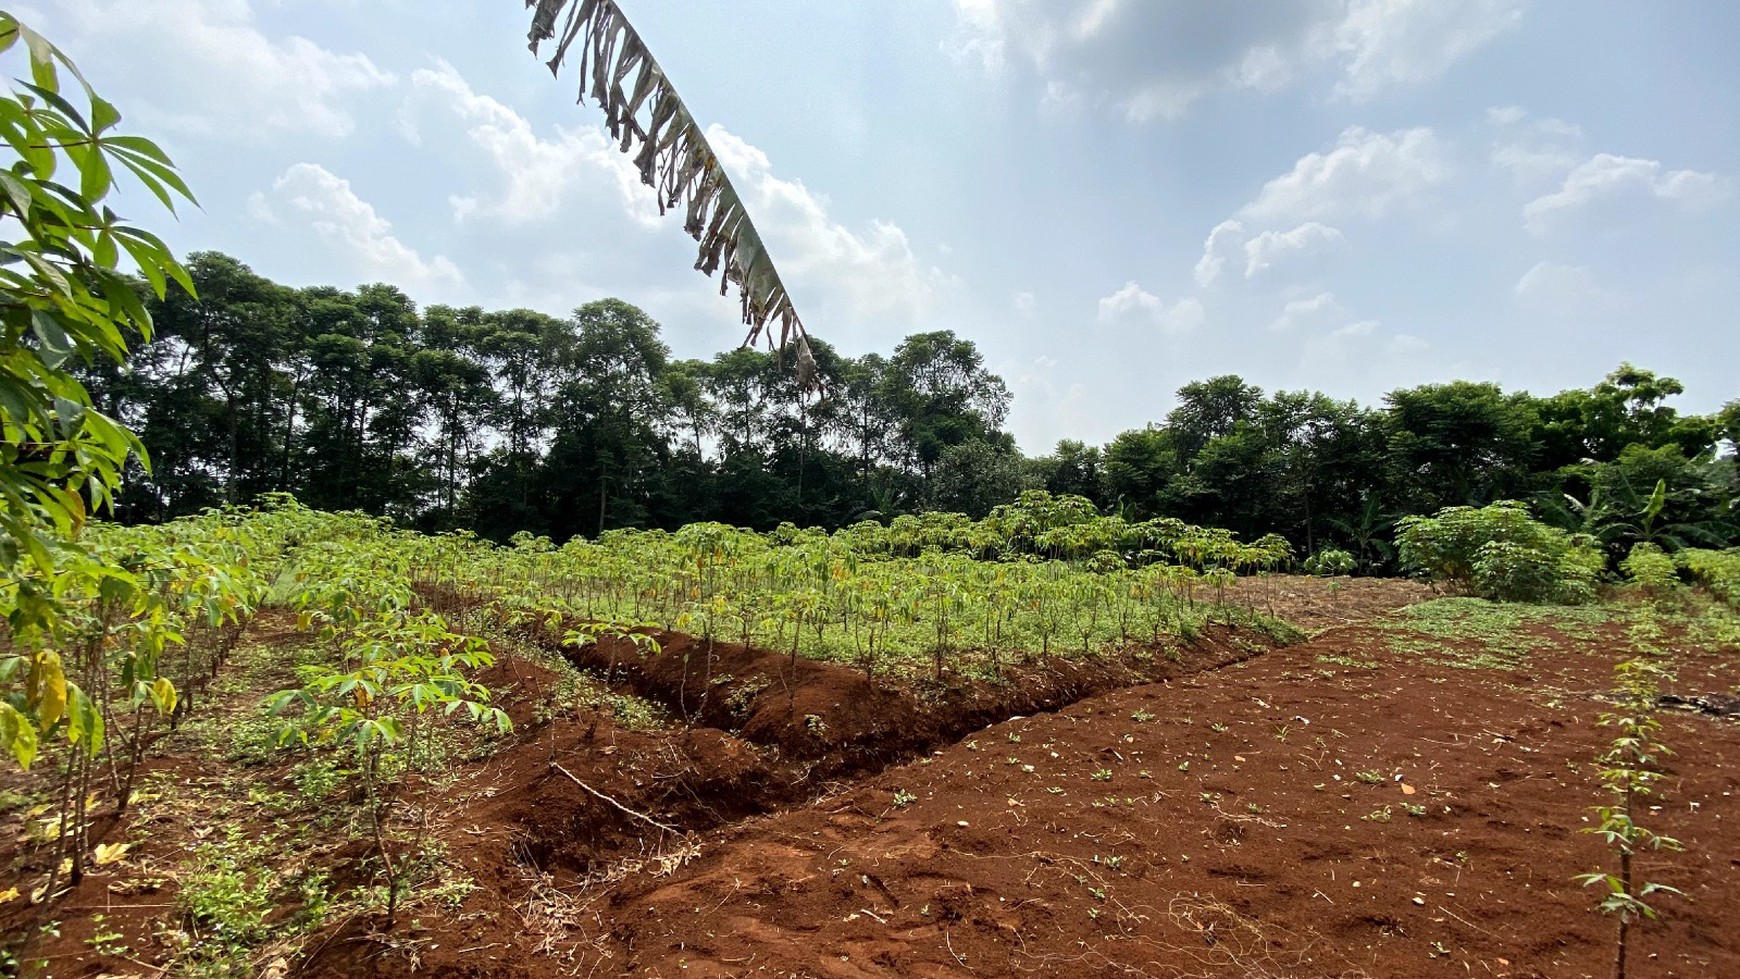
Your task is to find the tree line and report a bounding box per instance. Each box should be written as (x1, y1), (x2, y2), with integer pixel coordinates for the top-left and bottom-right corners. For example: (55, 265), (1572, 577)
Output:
(85, 252), (1738, 568)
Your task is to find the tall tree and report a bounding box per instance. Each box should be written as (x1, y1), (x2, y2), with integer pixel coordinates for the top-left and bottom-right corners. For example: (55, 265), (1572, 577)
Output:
(540, 299), (672, 537)
(1384, 381), (1539, 514)
(880, 331), (1012, 483)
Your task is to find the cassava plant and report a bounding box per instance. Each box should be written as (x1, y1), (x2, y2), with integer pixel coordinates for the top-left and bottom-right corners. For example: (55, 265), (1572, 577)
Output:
(1574, 658), (1683, 979)
(268, 609), (509, 926)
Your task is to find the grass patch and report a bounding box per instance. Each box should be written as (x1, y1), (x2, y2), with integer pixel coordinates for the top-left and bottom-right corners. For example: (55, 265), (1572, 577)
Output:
(1377, 598), (1622, 670)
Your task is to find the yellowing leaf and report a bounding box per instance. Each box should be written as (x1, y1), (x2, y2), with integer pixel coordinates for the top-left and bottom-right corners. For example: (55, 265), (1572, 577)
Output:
(151, 676), (177, 714)
(0, 886), (18, 903)
(93, 841), (130, 865)
(31, 652), (68, 729)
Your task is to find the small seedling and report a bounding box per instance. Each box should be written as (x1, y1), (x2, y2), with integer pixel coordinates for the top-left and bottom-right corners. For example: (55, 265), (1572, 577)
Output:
(892, 789), (917, 807)
(1574, 658), (1684, 979)
(1091, 768), (1113, 782)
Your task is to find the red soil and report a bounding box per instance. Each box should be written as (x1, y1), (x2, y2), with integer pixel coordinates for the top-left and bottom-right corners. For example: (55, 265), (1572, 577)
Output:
(6, 580), (1737, 979)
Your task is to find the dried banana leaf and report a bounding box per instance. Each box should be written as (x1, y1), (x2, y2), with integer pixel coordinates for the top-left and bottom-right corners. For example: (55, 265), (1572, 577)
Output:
(523, 0), (819, 392)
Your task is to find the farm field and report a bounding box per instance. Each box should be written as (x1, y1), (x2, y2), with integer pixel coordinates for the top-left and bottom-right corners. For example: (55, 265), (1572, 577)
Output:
(4, 8), (1740, 979)
(4, 558), (1737, 979)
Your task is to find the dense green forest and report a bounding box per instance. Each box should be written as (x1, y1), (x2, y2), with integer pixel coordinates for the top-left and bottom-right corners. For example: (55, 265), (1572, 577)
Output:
(83, 251), (1738, 566)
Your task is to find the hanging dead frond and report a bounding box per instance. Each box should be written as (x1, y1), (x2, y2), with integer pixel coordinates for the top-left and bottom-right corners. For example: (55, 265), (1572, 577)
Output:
(523, 0), (820, 394)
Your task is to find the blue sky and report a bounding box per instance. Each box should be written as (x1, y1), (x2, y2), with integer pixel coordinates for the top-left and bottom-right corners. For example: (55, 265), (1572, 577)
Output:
(27, 1), (1740, 452)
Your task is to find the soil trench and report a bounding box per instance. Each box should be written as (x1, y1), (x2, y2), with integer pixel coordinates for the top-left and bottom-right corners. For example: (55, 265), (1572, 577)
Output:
(497, 620), (1293, 865)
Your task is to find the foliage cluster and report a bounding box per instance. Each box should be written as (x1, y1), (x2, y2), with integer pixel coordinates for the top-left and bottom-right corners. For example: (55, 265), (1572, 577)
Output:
(406, 492), (1296, 682)
(1397, 501), (1604, 603)
(264, 506), (510, 923)
(1676, 548), (1740, 607)
(1619, 543), (1680, 594)
(71, 248), (1737, 564)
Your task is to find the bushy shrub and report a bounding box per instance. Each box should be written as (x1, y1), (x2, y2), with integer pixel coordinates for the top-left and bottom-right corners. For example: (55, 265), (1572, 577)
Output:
(1620, 542), (1680, 594)
(1398, 501), (1602, 603)
(1302, 548), (1356, 576)
(1677, 548), (1740, 606)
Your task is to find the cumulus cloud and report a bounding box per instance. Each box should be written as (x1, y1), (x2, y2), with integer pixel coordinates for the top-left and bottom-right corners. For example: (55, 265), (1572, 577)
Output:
(54, 0), (393, 140)
(1190, 127), (1441, 294)
(401, 62), (951, 333)
(1330, 0), (1524, 102)
(1270, 291), (1344, 331)
(252, 163), (464, 295)
(1487, 105), (1584, 185)
(406, 62), (659, 228)
(1241, 126), (1451, 224)
(947, 0), (1522, 120)
(1523, 153), (1730, 235)
(1193, 220), (1245, 287)
(1097, 281), (1204, 333)
(1244, 222), (1347, 278)
(704, 126), (955, 328)
(1013, 291), (1038, 315)
(1514, 260), (1619, 312)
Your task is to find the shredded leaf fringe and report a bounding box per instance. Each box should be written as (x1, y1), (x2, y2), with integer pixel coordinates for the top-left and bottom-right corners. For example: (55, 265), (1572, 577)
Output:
(525, 0), (820, 393)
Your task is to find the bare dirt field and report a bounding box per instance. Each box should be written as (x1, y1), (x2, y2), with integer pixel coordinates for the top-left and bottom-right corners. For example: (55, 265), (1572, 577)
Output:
(5, 578), (1736, 979)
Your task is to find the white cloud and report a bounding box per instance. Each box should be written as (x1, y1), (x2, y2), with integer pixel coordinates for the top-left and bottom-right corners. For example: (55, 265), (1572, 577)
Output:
(1097, 281), (1203, 333)
(406, 62), (658, 228)
(1514, 260), (1619, 312)
(948, 1), (1521, 120)
(1187, 128), (1440, 296)
(1297, 315), (1432, 382)
(55, 0), (393, 140)
(1523, 153), (1730, 235)
(1013, 291), (1038, 315)
(402, 62), (950, 335)
(704, 125), (955, 328)
(1193, 219), (1244, 287)
(254, 163), (464, 295)
(1488, 106), (1584, 185)
(1270, 291), (1344, 331)
(1329, 0), (1524, 102)
(1241, 126), (1450, 224)
(1244, 222), (1347, 278)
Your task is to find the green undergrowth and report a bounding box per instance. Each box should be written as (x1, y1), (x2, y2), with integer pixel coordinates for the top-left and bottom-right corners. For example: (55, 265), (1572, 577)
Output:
(484, 630), (669, 731)
(1376, 592), (1740, 671)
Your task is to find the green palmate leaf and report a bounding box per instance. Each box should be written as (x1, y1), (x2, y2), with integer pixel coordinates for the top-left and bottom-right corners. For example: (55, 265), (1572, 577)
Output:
(21, 24), (57, 94)
(78, 144), (113, 202)
(108, 144), (197, 212)
(88, 94), (119, 135)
